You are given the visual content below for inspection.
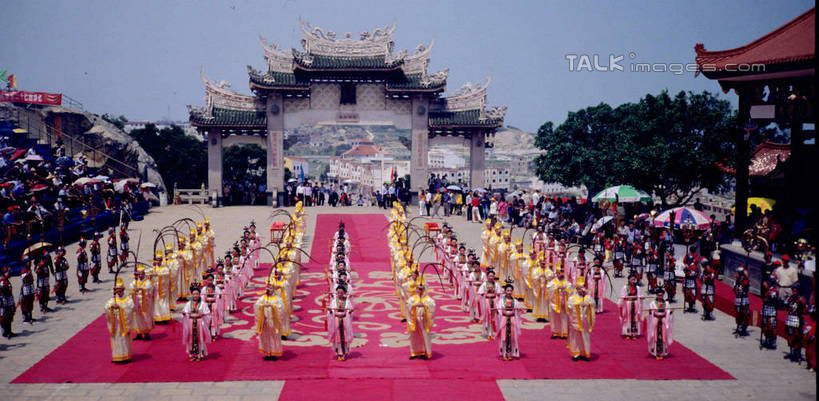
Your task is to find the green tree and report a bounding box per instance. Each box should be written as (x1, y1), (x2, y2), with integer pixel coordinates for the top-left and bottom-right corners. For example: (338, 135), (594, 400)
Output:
(223, 144), (266, 185)
(130, 124), (207, 189)
(534, 90), (734, 207)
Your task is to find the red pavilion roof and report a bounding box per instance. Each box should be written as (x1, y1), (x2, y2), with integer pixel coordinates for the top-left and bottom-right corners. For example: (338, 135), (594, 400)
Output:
(342, 140), (383, 158)
(695, 8), (814, 78)
(717, 141), (791, 177)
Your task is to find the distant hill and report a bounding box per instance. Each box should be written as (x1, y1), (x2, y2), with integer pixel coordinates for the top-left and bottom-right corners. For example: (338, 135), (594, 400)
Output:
(284, 124), (410, 158)
(492, 126), (538, 154)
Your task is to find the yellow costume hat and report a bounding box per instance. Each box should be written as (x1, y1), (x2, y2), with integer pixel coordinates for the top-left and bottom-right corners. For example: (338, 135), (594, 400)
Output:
(494, 223), (502, 230)
(155, 250), (163, 259)
(135, 265), (145, 273)
(113, 277), (125, 289)
(189, 228), (196, 236)
(503, 229), (510, 237)
(204, 217), (210, 225)
(165, 243), (173, 253)
(514, 238), (523, 246)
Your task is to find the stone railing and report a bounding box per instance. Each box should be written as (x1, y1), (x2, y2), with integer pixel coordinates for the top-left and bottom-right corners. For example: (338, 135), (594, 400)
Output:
(174, 184), (209, 205)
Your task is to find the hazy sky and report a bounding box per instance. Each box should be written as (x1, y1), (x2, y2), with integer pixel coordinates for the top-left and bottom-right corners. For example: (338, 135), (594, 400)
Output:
(2, 0), (813, 132)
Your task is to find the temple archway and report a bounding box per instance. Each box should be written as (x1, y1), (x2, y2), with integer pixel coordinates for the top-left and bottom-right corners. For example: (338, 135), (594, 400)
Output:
(190, 20), (506, 205)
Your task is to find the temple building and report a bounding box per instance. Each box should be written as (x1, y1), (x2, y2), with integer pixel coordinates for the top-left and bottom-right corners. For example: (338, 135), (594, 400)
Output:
(189, 20), (506, 204)
(694, 7), (815, 235)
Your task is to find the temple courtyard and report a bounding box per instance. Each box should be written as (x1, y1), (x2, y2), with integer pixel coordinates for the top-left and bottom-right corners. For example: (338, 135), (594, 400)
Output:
(1, 205), (814, 401)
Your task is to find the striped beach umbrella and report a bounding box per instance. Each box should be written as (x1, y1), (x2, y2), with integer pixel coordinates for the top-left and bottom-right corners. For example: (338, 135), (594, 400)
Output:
(591, 185), (651, 203)
(652, 207), (712, 230)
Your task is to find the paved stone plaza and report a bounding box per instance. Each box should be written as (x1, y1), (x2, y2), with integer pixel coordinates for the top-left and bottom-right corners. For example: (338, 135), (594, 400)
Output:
(2, 205), (815, 400)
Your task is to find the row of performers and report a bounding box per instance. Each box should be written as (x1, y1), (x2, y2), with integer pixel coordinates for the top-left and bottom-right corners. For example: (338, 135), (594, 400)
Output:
(1, 219), (217, 338)
(103, 221), (272, 362)
(324, 222), (354, 360)
(480, 219), (677, 303)
(245, 205), (308, 362)
(253, 220), (356, 362)
(436, 221), (676, 360)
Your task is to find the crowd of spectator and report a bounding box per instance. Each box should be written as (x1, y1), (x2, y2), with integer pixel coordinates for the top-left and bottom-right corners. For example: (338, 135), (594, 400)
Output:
(1, 129), (151, 268)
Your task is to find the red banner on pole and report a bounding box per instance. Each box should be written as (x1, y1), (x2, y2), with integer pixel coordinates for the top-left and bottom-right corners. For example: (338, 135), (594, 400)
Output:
(0, 91), (62, 105)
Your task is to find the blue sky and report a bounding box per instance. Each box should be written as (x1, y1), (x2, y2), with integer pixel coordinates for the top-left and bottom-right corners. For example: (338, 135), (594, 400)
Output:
(1, 0), (813, 132)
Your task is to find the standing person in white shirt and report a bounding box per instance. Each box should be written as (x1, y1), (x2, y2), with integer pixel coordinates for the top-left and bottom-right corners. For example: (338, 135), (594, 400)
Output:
(304, 183), (313, 206)
(418, 190), (427, 216)
(296, 184), (304, 204)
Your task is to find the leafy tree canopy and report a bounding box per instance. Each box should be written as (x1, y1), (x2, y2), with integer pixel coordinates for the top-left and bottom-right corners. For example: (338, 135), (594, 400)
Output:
(534, 90), (735, 207)
(129, 124), (207, 189)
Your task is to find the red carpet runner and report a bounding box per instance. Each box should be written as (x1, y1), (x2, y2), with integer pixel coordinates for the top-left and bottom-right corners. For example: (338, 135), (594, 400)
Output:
(14, 214), (732, 399)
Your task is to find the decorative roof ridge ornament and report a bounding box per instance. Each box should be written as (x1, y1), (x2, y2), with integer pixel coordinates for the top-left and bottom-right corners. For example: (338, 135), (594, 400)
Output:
(443, 77), (491, 112)
(421, 68), (449, 87)
(404, 40), (434, 74)
(259, 35), (295, 73)
(298, 18), (398, 57)
(484, 105), (508, 120)
(201, 66), (264, 112)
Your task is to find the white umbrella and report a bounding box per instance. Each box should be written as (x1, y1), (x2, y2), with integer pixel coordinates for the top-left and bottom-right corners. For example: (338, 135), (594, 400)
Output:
(472, 187), (487, 193)
(591, 216), (614, 232)
(140, 182), (156, 189)
(446, 185), (462, 191)
(23, 154), (44, 162)
(114, 179), (138, 193)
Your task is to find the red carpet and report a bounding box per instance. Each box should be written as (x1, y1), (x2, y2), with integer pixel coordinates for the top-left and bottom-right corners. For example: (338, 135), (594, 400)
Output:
(14, 213), (731, 399)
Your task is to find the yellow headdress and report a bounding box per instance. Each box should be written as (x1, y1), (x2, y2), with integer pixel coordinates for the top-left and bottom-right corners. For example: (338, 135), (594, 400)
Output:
(155, 250), (163, 259)
(494, 222), (502, 229)
(514, 238), (523, 246)
(165, 243), (173, 253)
(135, 265), (145, 273)
(113, 277), (125, 289)
(502, 229), (510, 237)
(189, 228), (196, 236)
(196, 221), (203, 229)
(204, 217), (210, 225)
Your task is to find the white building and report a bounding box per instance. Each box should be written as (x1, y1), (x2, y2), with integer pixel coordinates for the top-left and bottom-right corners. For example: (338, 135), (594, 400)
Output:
(428, 148), (465, 169)
(429, 161), (513, 190)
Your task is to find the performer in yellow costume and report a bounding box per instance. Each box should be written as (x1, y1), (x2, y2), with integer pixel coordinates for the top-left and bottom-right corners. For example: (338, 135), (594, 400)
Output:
(129, 265), (155, 340)
(105, 277), (134, 363)
(255, 277), (287, 361)
(407, 281), (436, 360)
(152, 249), (173, 322)
(567, 284), (595, 361)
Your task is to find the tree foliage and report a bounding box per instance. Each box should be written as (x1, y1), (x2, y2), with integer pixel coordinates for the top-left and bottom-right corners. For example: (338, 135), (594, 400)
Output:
(223, 144), (266, 184)
(534, 90), (735, 207)
(130, 124), (207, 189)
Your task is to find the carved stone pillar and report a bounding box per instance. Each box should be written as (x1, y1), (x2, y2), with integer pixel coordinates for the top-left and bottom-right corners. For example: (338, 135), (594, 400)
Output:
(469, 131), (486, 189)
(207, 130), (223, 199)
(410, 95), (429, 191)
(266, 94), (285, 205)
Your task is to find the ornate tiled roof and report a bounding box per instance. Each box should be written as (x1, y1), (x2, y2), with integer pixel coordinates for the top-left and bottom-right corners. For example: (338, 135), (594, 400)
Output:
(428, 109), (503, 128)
(695, 8), (814, 77)
(292, 50), (404, 71)
(190, 107), (266, 127)
(248, 66), (309, 89)
(385, 72), (447, 91)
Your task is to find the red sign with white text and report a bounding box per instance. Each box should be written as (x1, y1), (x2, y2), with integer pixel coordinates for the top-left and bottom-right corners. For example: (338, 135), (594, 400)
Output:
(0, 91), (62, 105)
